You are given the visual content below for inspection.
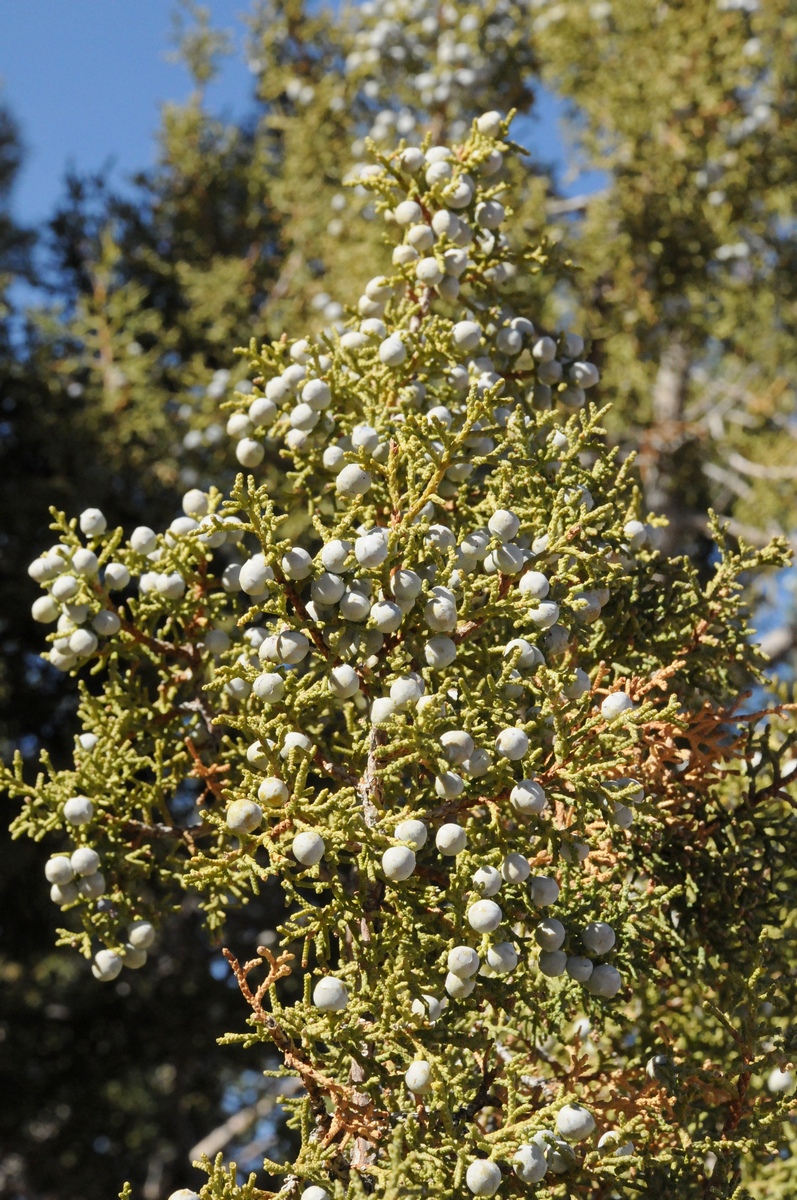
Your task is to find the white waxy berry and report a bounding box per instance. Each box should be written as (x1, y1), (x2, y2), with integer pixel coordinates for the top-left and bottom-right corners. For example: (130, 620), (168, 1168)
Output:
(32, 595), (59, 623)
(472, 865), (502, 896)
(416, 256), (443, 285)
(351, 423), (380, 453)
(370, 697), (396, 725)
(72, 548), (99, 576)
(77, 871), (105, 899)
(45, 856), (75, 885)
(122, 944), (147, 969)
(511, 777), (547, 816)
(448, 945), (480, 978)
(488, 509), (519, 542)
(531, 875), (560, 906)
(424, 588), (458, 632)
(155, 572), (186, 600)
(585, 964), (623, 997)
(311, 572), (345, 607)
(435, 771), (464, 799)
(339, 588), (370, 622)
(92, 949), (122, 982)
(52, 574), (80, 602)
(556, 1103), (596, 1142)
(128, 921), (156, 950)
(597, 1131), (634, 1157)
(445, 971), (475, 999)
(50, 881), (78, 905)
(394, 819), (427, 848)
(29, 553), (63, 583)
(468, 899), (502, 933)
(258, 778), (289, 807)
(495, 727), (529, 761)
(392, 568), (422, 602)
(390, 676), (423, 708)
(404, 1060), (432, 1094)
(487, 942), (518, 974)
(181, 488), (208, 518)
(440, 730), (474, 764)
(328, 664), (360, 699)
(275, 630), (310, 664)
(254, 673), (285, 702)
(501, 853), (530, 884)
(566, 956), (594, 982)
(768, 1068), (795, 1094)
(463, 748), (492, 778)
(382, 845), (416, 881)
(312, 977), (348, 1011)
(324, 446), (345, 472)
(425, 519), (455, 546)
(250, 397), (278, 425)
(71, 846), (100, 876)
(336, 464), (372, 498)
(64, 795), (93, 825)
(518, 570), (550, 600)
(78, 732), (97, 750)
(227, 412), (252, 438)
(610, 801), (634, 829)
(80, 508), (107, 537)
(451, 320), (482, 352)
(492, 543), (525, 574)
(513, 1143), (547, 1183)
(411, 993), (446, 1022)
(379, 335), (407, 366)
(476, 110), (503, 136)
(129, 525), (158, 554)
(281, 547), (312, 580)
(355, 528), (389, 568)
(68, 628), (98, 656)
(104, 562), (130, 590)
(371, 600), (403, 633)
(226, 800), (263, 835)
(600, 691), (634, 720)
(624, 519), (648, 550)
(424, 636), (457, 670)
(466, 1159), (501, 1197)
(240, 555), (274, 595)
(394, 199), (423, 225)
(582, 921), (616, 955)
(526, 600), (559, 629)
(302, 379), (331, 410)
(564, 668), (591, 699)
(461, 529), (491, 559)
(300, 1189), (330, 1200)
(535, 918), (566, 952)
(293, 831), (325, 866)
(504, 639), (543, 670)
(539, 949), (567, 977)
(475, 200), (504, 229)
(407, 223), (435, 251)
(320, 539), (351, 573)
(436, 823), (467, 855)
(236, 437), (265, 467)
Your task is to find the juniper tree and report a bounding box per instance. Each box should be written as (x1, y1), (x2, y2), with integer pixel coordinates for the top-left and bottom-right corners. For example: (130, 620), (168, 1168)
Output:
(8, 113), (797, 1199)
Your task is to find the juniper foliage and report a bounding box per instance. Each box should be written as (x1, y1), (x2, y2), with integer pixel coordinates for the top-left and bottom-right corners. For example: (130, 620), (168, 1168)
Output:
(8, 114), (797, 1199)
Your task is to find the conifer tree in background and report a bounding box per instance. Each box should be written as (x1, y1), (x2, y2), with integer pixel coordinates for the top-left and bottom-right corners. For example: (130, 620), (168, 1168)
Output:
(10, 111), (797, 1199)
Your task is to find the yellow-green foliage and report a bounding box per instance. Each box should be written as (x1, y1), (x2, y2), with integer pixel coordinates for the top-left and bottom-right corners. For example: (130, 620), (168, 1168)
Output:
(10, 116), (797, 1198)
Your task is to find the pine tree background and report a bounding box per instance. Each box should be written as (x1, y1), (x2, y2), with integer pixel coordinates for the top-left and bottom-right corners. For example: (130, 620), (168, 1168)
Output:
(1, 2), (796, 1198)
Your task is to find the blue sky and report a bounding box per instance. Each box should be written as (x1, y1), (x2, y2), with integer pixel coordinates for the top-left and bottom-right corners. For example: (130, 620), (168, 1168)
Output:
(0, 2), (601, 231)
(0, 1), (254, 226)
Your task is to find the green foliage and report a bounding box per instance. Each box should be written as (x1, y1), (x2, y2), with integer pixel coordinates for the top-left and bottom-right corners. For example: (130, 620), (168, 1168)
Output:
(10, 115), (797, 1198)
